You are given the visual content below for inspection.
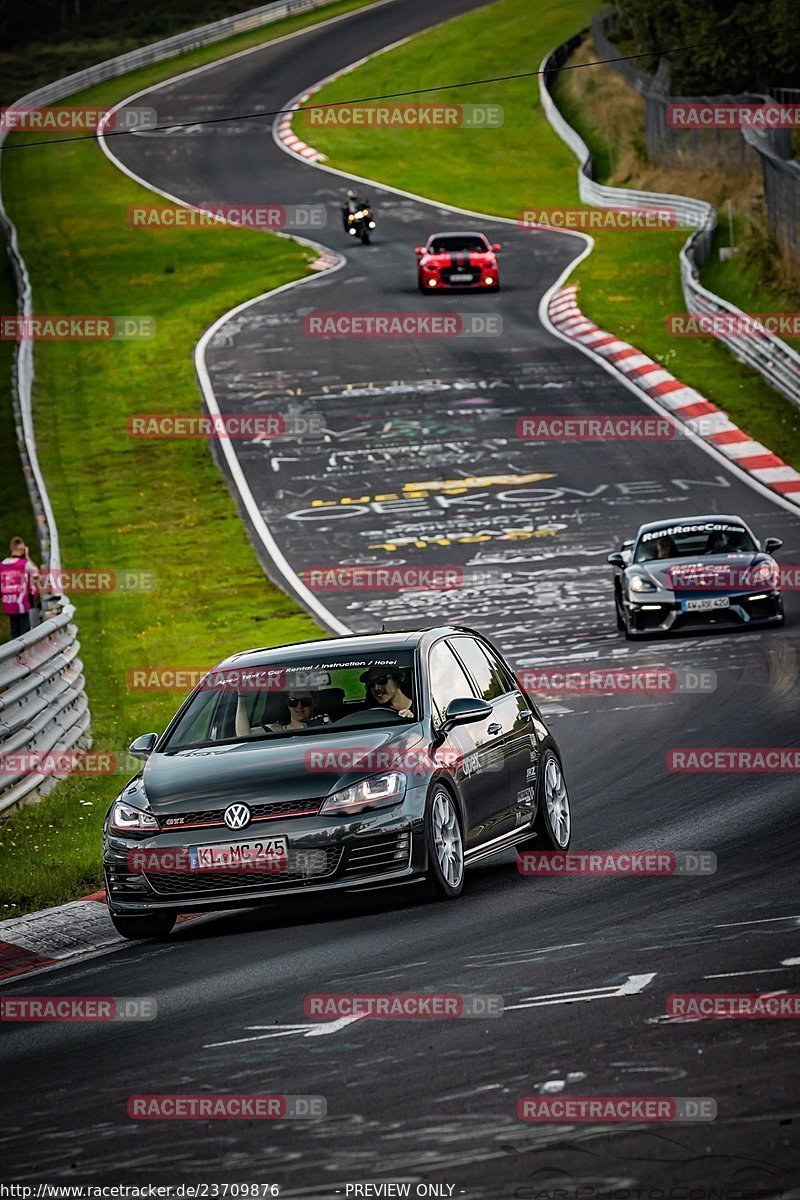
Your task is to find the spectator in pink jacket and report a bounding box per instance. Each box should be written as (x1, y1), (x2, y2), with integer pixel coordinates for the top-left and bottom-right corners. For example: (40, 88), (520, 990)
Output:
(1, 536), (39, 640)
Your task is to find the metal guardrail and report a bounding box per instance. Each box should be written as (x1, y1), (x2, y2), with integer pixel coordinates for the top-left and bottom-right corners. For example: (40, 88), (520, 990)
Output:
(0, 606), (90, 814)
(539, 38), (800, 412)
(0, 0), (353, 814)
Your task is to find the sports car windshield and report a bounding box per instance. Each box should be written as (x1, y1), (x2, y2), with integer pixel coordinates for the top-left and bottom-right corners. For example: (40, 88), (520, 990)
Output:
(429, 235), (488, 253)
(162, 651), (418, 750)
(633, 521), (756, 563)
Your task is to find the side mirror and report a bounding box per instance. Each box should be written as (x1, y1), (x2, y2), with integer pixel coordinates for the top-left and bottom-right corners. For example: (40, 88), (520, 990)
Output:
(414, 246), (424, 255)
(492, 243), (501, 251)
(607, 552), (625, 567)
(441, 697), (493, 732)
(129, 732), (158, 761)
(764, 537), (783, 553)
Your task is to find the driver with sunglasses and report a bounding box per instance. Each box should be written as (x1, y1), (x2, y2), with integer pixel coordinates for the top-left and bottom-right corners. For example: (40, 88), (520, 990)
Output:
(360, 667), (414, 719)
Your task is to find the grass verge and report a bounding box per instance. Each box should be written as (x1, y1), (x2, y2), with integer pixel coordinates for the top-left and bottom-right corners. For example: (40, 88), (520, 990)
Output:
(304, 0), (800, 469)
(0, 0), (380, 918)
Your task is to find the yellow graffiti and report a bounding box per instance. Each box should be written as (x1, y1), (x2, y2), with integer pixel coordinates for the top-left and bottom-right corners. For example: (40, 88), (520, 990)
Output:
(309, 472), (556, 508)
(368, 528), (561, 551)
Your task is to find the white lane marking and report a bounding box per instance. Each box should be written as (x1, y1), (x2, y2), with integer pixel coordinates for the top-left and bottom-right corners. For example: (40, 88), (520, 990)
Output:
(467, 942), (586, 961)
(704, 969), (790, 979)
(505, 972), (656, 1010)
(714, 915), (800, 928)
(204, 1013), (365, 1047)
(781, 957), (800, 966)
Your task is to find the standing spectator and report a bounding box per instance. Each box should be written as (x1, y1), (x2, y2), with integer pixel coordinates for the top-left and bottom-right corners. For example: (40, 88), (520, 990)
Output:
(1, 536), (39, 640)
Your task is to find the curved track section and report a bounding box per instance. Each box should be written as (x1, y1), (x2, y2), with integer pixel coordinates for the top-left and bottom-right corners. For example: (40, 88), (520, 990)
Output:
(3, 2), (799, 1190)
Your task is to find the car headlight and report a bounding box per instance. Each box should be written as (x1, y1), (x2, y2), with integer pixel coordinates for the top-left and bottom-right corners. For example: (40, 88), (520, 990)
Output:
(749, 561), (779, 587)
(630, 574), (657, 593)
(321, 772), (406, 815)
(109, 799), (159, 834)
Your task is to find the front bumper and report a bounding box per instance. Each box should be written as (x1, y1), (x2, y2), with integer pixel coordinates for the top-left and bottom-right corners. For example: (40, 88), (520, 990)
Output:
(103, 803), (427, 915)
(624, 589), (784, 635)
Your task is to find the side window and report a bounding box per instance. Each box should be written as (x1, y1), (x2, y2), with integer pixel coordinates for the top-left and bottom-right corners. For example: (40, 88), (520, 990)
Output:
(428, 640), (477, 724)
(449, 637), (507, 702)
(481, 641), (519, 695)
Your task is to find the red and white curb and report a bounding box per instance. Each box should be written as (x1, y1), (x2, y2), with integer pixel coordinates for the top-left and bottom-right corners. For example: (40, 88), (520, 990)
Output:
(275, 83), (328, 164)
(0, 892), (120, 981)
(0, 892), (204, 982)
(549, 285), (800, 505)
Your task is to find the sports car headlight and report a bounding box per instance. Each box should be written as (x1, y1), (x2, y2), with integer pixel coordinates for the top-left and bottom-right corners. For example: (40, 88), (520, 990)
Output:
(630, 574), (657, 593)
(321, 772), (406, 815)
(109, 800), (159, 833)
(749, 561), (779, 587)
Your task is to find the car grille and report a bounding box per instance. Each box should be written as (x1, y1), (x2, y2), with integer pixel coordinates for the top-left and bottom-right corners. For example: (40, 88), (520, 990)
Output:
(144, 846), (343, 895)
(345, 831), (412, 876)
(157, 797), (321, 830)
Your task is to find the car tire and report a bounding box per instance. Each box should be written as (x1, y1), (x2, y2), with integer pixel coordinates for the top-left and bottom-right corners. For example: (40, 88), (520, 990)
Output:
(515, 749), (571, 855)
(615, 589), (625, 631)
(417, 274), (425, 293)
(110, 912), (176, 941)
(424, 786), (465, 900)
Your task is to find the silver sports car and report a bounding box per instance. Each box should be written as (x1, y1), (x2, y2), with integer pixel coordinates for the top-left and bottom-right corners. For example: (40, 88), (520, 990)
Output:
(608, 514), (784, 639)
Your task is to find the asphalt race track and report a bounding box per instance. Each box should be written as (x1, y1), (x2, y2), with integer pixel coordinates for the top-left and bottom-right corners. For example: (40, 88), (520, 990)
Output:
(2, 1), (800, 1193)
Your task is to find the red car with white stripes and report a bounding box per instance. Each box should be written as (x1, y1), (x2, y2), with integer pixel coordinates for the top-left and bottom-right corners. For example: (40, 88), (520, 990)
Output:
(416, 231), (500, 292)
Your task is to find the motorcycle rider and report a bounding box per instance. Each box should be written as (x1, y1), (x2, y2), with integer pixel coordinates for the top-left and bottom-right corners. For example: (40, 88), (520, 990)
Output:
(341, 188), (372, 234)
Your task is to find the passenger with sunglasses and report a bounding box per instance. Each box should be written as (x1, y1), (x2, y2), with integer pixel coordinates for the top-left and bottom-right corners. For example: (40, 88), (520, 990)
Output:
(360, 667), (414, 719)
(234, 690), (327, 737)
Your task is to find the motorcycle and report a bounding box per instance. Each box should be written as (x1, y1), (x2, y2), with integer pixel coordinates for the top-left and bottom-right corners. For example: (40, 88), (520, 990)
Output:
(344, 204), (376, 245)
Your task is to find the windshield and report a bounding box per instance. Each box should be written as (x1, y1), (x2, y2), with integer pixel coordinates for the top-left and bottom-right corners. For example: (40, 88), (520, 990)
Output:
(633, 521), (756, 563)
(429, 235), (488, 254)
(161, 651), (418, 751)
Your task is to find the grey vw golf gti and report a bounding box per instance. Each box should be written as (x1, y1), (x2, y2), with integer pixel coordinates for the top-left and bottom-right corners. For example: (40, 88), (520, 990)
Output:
(104, 627), (572, 939)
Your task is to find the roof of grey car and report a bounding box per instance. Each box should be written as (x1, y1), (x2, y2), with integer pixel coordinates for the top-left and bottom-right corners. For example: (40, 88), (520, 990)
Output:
(217, 626), (475, 670)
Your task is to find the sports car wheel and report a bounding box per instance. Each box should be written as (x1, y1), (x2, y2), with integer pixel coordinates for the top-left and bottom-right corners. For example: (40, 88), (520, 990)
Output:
(424, 786), (464, 899)
(516, 750), (571, 854)
(615, 589), (625, 631)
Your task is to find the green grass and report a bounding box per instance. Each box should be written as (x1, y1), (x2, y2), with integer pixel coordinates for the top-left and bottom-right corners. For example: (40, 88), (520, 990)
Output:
(305, 0), (800, 470)
(0, 0), (381, 918)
